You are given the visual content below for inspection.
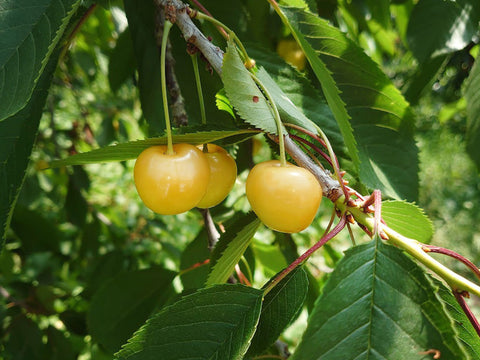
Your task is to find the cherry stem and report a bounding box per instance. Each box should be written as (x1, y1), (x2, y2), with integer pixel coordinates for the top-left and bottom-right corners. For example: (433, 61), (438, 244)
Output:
(249, 72), (287, 166)
(188, 0), (229, 38)
(422, 245), (480, 281)
(453, 291), (480, 338)
(191, 53), (207, 125)
(235, 264), (252, 286)
(373, 189), (382, 236)
(263, 214), (347, 295)
(289, 134), (333, 167)
(284, 123), (327, 149)
(346, 222), (356, 246)
(285, 122), (348, 200)
(178, 258), (210, 275)
(194, 12), (251, 64)
(295, 139), (326, 170)
(161, 20), (175, 155)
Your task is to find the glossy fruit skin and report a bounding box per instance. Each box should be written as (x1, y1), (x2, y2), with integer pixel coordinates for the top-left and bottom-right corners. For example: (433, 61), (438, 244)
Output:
(276, 39), (306, 71)
(134, 144), (210, 215)
(196, 144), (237, 209)
(246, 160), (322, 233)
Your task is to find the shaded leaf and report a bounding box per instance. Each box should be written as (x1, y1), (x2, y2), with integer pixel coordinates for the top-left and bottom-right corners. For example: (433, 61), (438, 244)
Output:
(48, 129), (258, 167)
(222, 39), (282, 135)
(108, 28), (136, 93)
(115, 284), (263, 360)
(207, 212), (261, 285)
(465, 57), (480, 170)
(381, 200), (433, 244)
(0, 44), (63, 248)
(0, 0), (82, 120)
(10, 205), (61, 254)
(180, 229), (211, 290)
(87, 267), (176, 354)
(407, 0), (480, 63)
(292, 239), (465, 360)
(248, 266), (309, 356)
(3, 314), (47, 360)
(123, 0), (164, 135)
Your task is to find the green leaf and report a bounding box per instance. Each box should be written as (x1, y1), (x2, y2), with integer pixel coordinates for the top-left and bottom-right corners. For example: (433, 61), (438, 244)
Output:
(48, 129), (258, 167)
(222, 39), (282, 135)
(115, 284), (263, 360)
(3, 314), (47, 359)
(108, 28), (136, 93)
(180, 229), (211, 290)
(381, 200), (433, 244)
(278, 6), (360, 170)
(279, 6), (418, 200)
(247, 266), (309, 356)
(0, 0), (82, 121)
(206, 212), (261, 285)
(0, 44), (62, 248)
(434, 278), (480, 359)
(87, 266), (176, 354)
(247, 46), (345, 159)
(357, 125), (418, 201)
(465, 57), (480, 170)
(403, 55), (449, 105)
(291, 239), (466, 360)
(407, 0), (480, 63)
(123, 0), (164, 135)
(256, 67), (316, 133)
(10, 205), (61, 254)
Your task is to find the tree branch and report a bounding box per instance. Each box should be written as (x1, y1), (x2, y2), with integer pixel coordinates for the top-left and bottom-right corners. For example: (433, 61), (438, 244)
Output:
(156, 0), (224, 75)
(156, 0), (344, 201)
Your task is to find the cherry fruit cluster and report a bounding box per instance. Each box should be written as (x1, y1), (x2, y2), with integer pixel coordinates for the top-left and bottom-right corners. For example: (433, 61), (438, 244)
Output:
(134, 144), (323, 233)
(134, 143), (237, 215)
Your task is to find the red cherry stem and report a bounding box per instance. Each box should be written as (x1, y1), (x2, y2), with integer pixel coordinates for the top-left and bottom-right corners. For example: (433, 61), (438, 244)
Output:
(161, 20), (175, 154)
(178, 258), (210, 275)
(453, 290), (480, 338)
(284, 123), (328, 149)
(60, 4), (97, 62)
(289, 134), (333, 167)
(263, 214), (347, 296)
(422, 245), (480, 281)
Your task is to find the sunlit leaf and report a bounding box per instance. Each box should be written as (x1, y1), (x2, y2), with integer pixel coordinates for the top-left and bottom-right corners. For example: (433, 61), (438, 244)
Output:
(279, 5), (418, 200)
(207, 212), (261, 285)
(222, 39), (283, 135)
(407, 0), (480, 63)
(292, 239), (465, 359)
(48, 129), (258, 167)
(381, 200), (433, 244)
